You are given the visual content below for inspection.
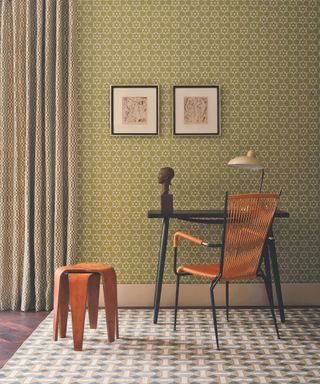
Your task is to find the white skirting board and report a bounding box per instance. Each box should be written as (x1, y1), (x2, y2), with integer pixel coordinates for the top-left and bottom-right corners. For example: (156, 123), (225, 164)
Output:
(98, 283), (320, 307)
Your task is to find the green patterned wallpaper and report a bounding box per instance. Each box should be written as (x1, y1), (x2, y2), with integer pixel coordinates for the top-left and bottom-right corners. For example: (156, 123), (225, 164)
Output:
(77, 1), (319, 283)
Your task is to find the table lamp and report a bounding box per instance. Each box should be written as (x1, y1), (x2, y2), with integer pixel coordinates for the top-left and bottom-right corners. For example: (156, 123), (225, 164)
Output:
(228, 150), (265, 192)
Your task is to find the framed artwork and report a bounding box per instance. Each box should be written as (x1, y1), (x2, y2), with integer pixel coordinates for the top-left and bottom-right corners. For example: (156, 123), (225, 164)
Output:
(173, 85), (220, 136)
(111, 85), (159, 136)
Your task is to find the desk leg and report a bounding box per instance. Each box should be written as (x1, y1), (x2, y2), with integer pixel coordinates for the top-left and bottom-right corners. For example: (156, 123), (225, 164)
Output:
(153, 217), (170, 324)
(267, 228), (285, 323)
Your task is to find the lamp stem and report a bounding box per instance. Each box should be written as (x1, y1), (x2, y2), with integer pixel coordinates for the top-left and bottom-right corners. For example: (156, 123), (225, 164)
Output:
(259, 169), (265, 193)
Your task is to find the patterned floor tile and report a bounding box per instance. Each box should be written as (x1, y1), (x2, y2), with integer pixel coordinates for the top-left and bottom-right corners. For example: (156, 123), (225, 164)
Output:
(0, 308), (319, 383)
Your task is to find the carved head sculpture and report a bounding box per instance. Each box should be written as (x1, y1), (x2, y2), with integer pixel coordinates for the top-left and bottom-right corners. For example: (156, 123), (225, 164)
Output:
(158, 167), (175, 194)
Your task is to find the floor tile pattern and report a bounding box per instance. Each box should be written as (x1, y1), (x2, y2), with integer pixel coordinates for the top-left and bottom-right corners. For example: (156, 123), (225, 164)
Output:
(1, 308), (319, 383)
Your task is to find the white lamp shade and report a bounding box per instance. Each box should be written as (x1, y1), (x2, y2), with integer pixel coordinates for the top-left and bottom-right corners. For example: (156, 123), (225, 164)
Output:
(228, 150), (264, 170)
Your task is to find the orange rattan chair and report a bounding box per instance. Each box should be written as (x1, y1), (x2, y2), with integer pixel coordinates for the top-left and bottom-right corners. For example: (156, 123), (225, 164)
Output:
(173, 193), (281, 349)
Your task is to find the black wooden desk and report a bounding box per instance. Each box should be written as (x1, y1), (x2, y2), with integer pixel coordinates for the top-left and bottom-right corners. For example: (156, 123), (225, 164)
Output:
(148, 209), (289, 324)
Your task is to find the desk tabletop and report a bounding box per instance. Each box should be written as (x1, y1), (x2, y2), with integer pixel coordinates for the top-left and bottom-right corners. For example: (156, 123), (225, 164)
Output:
(148, 209), (289, 219)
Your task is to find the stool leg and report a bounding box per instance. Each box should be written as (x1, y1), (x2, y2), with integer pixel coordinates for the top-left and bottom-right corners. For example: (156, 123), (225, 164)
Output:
(87, 274), (100, 329)
(69, 273), (91, 351)
(116, 308), (119, 339)
(53, 270), (61, 341)
(53, 270), (69, 341)
(59, 274), (69, 338)
(102, 268), (118, 343)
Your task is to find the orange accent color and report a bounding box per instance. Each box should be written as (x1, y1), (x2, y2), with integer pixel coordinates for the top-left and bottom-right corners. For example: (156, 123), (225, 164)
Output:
(53, 263), (118, 351)
(69, 273), (93, 351)
(228, 193), (278, 199)
(87, 273), (100, 329)
(177, 263), (220, 278)
(58, 273), (69, 338)
(173, 231), (203, 247)
(222, 193), (279, 280)
(176, 194), (279, 281)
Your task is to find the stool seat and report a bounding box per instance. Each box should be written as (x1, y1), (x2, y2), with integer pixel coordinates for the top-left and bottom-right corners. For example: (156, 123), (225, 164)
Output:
(57, 263), (114, 273)
(53, 263), (118, 351)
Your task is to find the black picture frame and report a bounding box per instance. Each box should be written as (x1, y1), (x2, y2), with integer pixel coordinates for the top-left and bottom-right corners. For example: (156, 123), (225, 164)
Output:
(111, 85), (159, 136)
(173, 85), (220, 136)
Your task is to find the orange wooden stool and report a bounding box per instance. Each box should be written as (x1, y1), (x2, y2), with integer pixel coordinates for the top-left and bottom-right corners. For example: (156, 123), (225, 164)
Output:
(53, 263), (118, 351)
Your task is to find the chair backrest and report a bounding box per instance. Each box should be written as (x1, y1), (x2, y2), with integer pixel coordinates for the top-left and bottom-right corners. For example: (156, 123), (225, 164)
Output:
(220, 193), (280, 281)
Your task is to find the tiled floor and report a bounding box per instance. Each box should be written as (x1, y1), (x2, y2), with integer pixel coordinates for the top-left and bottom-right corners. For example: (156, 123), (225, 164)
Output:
(1, 308), (319, 383)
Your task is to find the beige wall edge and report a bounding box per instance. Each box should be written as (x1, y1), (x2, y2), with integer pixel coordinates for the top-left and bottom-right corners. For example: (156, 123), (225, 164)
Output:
(98, 283), (320, 307)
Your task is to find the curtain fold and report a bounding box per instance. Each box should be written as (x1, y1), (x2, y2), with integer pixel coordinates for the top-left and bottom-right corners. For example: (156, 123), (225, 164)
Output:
(0, 0), (77, 311)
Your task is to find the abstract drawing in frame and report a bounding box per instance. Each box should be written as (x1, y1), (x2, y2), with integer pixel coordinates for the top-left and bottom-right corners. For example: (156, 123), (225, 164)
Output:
(173, 85), (220, 136)
(111, 85), (159, 136)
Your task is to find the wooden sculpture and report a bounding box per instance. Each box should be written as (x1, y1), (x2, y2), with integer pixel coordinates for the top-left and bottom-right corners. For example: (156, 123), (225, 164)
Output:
(158, 167), (174, 214)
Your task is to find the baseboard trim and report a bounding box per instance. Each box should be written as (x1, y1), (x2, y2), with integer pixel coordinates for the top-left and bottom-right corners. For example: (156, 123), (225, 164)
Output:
(98, 283), (320, 307)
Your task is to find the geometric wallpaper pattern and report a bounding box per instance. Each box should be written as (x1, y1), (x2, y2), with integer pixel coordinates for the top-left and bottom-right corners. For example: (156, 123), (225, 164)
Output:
(77, 1), (319, 283)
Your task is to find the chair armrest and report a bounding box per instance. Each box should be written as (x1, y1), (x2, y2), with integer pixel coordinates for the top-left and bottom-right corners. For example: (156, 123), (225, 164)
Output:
(173, 232), (203, 247)
(173, 231), (222, 248)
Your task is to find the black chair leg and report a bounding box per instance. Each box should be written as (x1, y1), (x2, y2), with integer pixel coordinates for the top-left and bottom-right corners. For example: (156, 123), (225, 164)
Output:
(262, 271), (280, 339)
(173, 274), (180, 331)
(209, 286), (219, 349)
(226, 281), (229, 321)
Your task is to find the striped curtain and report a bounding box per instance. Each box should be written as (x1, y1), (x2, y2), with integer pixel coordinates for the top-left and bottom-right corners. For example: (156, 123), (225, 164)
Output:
(0, 0), (77, 311)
